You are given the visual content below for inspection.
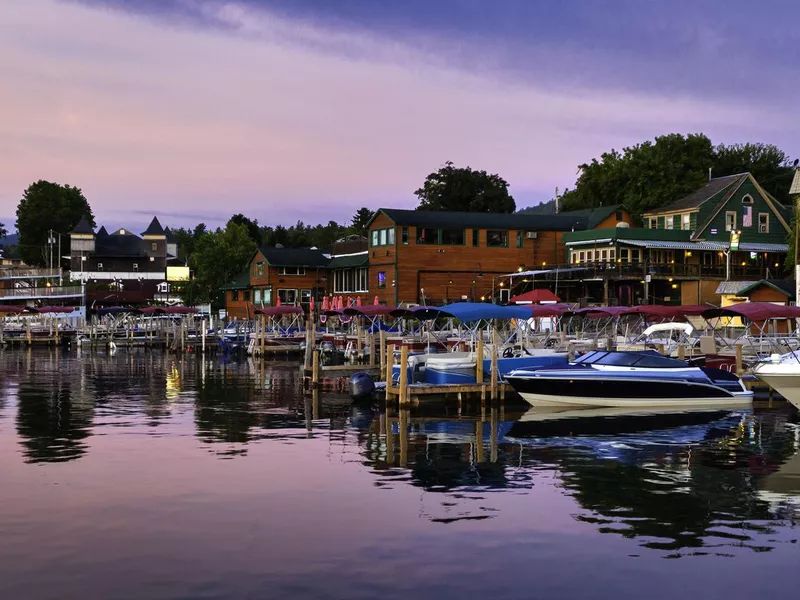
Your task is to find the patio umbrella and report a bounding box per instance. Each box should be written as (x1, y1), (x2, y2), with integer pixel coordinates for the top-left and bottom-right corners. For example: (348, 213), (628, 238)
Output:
(310, 297), (316, 313)
(356, 296), (362, 307)
(373, 295), (380, 305)
(276, 296), (281, 307)
(321, 296), (329, 311)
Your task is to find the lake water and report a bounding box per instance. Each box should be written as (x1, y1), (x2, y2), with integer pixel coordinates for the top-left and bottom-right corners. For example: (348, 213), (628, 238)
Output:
(1, 350), (798, 600)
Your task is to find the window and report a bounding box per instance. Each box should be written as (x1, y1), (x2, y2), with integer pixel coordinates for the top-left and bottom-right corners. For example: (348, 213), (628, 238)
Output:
(254, 289), (261, 304)
(620, 248), (630, 263)
(742, 195), (754, 204)
(300, 289), (312, 305)
(401, 227), (409, 245)
(277, 289), (297, 305)
(616, 210), (623, 221)
(243, 290), (250, 302)
(132, 263), (139, 271)
(516, 231), (523, 248)
(472, 229), (479, 247)
(759, 213), (769, 233)
(263, 288), (272, 305)
(255, 261), (264, 276)
(232, 290), (239, 301)
(371, 227), (394, 247)
(665, 216), (673, 230)
(333, 267), (368, 293)
(151, 242), (157, 251)
(725, 211), (737, 232)
(656, 216), (665, 229)
(97, 262), (104, 271)
(417, 228), (438, 245)
(486, 230), (508, 247)
(578, 251), (585, 263)
(278, 266), (306, 275)
(600, 249), (607, 261)
(441, 229), (465, 245)
(682, 214), (691, 230)
(572, 251), (578, 264)
(377, 271), (386, 289)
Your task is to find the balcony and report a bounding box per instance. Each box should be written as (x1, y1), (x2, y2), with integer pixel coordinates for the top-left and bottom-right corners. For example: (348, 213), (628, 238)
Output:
(70, 271), (165, 282)
(0, 267), (62, 280)
(565, 261), (786, 280)
(0, 285), (83, 301)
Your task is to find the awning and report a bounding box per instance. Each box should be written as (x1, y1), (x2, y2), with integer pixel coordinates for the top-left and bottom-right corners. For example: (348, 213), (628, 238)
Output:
(702, 302), (800, 321)
(565, 238), (613, 247)
(618, 239), (727, 250)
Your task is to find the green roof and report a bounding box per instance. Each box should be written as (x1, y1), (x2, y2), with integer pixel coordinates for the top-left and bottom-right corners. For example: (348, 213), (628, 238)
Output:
(563, 226), (692, 244)
(328, 252), (368, 269)
(221, 269), (250, 290)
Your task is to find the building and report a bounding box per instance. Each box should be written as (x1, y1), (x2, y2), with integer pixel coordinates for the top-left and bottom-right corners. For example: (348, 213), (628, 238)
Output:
(715, 280), (794, 307)
(365, 207), (633, 305)
(69, 216), (184, 305)
(560, 173), (791, 305)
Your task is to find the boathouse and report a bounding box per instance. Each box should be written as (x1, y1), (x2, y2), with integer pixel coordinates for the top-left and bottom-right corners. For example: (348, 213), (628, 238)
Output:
(246, 246), (329, 310)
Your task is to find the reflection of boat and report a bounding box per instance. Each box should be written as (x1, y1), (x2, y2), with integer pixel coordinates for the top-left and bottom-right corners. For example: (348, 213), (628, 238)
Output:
(759, 451), (800, 505)
(753, 352), (800, 409)
(506, 350), (753, 408)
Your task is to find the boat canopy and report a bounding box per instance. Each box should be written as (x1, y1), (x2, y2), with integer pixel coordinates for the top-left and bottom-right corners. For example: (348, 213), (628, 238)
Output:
(28, 306), (77, 314)
(0, 305), (28, 314)
(524, 304), (569, 318)
(341, 305), (396, 316)
(509, 289), (561, 304)
(255, 306), (303, 316)
(423, 302), (538, 322)
(620, 305), (708, 318)
(96, 306), (141, 316)
(567, 306), (630, 319)
(701, 302), (800, 321)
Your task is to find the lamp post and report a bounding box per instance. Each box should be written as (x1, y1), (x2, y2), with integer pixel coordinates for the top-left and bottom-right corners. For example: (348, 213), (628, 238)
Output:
(726, 229), (741, 281)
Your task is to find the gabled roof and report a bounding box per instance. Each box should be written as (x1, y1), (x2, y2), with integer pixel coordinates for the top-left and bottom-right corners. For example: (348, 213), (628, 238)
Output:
(141, 217), (165, 236)
(257, 246), (330, 268)
(97, 226), (109, 237)
(328, 251), (368, 269)
(790, 169), (800, 196)
(714, 279), (794, 298)
(644, 174), (747, 215)
(559, 205), (626, 229)
(370, 208), (588, 231)
(71, 216), (94, 235)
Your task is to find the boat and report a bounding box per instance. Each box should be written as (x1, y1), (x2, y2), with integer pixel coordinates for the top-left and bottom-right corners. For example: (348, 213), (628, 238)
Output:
(752, 351), (800, 409)
(506, 349), (753, 408)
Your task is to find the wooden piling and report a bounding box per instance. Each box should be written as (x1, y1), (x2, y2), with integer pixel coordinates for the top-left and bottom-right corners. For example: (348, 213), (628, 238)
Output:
(368, 332), (376, 368)
(735, 343), (743, 376)
(677, 343), (685, 361)
(304, 319), (313, 368)
(475, 420), (484, 463)
(567, 341), (576, 362)
(490, 329), (499, 400)
(399, 345), (409, 405)
(312, 350), (320, 387)
(399, 408), (409, 467)
(379, 330), (387, 379)
(476, 336), (484, 384)
(385, 344), (394, 401)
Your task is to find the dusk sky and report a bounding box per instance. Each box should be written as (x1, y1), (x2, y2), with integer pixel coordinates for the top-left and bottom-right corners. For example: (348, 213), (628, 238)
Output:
(2, 0), (798, 232)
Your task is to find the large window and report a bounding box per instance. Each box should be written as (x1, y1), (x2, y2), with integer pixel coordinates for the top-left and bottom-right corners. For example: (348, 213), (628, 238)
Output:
(333, 267), (369, 293)
(486, 230), (509, 247)
(254, 261), (264, 276)
(254, 289), (261, 304)
(278, 266), (306, 275)
(682, 214), (690, 230)
(417, 228), (438, 244)
(416, 228), (465, 245)
(401, 227), (409, 245)
(441, 229), (464, 245)
(300, 289), (312, 305)
(278, 289), (297, 305)
(371, 227), (395, 247)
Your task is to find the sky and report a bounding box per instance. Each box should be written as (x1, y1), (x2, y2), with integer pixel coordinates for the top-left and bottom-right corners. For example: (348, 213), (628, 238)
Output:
(1, 0), (799, 232)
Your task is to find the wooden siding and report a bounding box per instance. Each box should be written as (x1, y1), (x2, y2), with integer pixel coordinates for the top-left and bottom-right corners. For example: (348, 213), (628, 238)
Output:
(747, 286), (790, 303)
(225, 290), (252, 319)
(594, 209), (634, 229)
(247, 250), (326, 307)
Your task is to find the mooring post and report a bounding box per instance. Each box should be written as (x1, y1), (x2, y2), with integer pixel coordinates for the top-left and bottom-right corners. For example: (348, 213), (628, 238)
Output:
(399, 408), (409, 467)
(490, 329), (499, 400)
(476, 335), (484, 384)
(312, 349), (320, 387)
(568, 341), (575, 362)
(677, 343), (685, 361)
(399, 345), (409, 405)
(735, 343), (743, 376)
(26, 320), (31, 345)
(379, 330), (387, 379)
(368, 332), (376, 369)
(202, 318), (207, 354)
(385, 344), (394, 401)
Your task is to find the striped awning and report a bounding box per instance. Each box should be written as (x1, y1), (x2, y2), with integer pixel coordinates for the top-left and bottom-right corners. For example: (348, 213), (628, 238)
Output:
(617, 239), (727, 250)
(564, 238), (613, 247)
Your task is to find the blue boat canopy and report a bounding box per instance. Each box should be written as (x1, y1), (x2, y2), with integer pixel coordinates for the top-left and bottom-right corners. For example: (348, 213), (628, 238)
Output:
(426, 302), (536, 322)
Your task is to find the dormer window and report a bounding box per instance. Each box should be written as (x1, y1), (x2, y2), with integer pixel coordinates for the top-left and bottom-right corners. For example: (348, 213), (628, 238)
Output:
(742, 195), (753, 205)
(120, 229), (126, 235)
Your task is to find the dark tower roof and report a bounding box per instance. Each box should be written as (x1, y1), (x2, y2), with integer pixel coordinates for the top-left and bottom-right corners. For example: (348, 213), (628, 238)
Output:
(141, 216), (165, 236)
(97, 226), (109, 237)
(71, 216), (94, 235)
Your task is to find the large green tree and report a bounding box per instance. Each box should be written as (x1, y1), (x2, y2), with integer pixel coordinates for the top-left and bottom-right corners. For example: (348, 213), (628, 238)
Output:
(0, 222), (7, 240)
(228, 214), (262, 246)
(415, 161), (516, 212)
(350, 207), (374, 237)
(559, 133), (714, 216)
(15, 180), (95, 266)
(183, 221), (257, 306)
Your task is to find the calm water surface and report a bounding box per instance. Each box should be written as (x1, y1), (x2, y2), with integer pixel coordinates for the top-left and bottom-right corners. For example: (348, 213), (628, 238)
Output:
(1, 350), (798, 600)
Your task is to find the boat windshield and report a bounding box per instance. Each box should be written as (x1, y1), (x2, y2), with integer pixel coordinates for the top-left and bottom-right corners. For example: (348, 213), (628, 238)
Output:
(574, 351), (687, 368)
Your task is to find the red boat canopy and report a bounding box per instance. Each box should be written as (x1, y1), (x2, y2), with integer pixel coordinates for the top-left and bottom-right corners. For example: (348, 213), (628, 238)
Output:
(701, 302), (800, 321)
(255, 306), (304, 316)
(522, 304), (569, 318)
(28, 306), (77, 314)
(0, 305), (27, 314)
(342, 305), (396, 317)
(509, 289), (561, 304)
(567, 306), (630, 319)
(621, 305), (709, 319)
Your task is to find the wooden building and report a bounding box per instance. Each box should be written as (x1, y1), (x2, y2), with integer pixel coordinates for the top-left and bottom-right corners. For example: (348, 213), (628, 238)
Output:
(366, 206), (632, 305)
(246, 246), (329, 310)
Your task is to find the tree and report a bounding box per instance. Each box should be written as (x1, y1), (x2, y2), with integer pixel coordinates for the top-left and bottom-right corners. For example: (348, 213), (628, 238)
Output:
(713, 143), (794, 204)
(183, 222), (256, 306)
(0, 222), (6, 240)
(559, 134), (714, 216)
(415, 161), (516, 213)
(169, 224), (207, 262)
(227, 214), (262, 246)
(15, 180), (95, 266)
(350, 207), (374, 237)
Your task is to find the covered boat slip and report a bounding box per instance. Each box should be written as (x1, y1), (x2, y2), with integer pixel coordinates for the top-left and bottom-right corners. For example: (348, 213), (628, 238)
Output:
(0, 305), (82, 346)
(76, 305), (203, 348)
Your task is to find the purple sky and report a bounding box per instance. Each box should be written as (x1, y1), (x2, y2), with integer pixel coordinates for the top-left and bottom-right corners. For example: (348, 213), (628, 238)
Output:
(1, 0), (798, 232)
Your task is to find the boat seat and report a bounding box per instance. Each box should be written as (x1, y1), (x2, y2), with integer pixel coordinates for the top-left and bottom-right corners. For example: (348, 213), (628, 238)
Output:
(699, 336), (717, 355)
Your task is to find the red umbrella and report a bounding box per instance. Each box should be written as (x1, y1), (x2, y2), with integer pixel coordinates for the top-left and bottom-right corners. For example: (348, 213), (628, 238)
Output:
(373, 295), (379, 305)
(356, 296), (362, 307)
(347, 296), (352, 307)
(276, 296), (281, 307)
(321, 296), (329, 311)
(310, 297), (316, 313)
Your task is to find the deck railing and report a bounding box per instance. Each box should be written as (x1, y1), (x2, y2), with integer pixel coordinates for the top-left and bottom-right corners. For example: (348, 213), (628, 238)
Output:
(0, 285), (83, 299)
(0, 267), (62, 280)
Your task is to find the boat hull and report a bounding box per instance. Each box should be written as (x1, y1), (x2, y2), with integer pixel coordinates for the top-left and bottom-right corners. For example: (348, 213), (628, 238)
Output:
(508, 375), (753, 408)
(754, 373), (800, 409)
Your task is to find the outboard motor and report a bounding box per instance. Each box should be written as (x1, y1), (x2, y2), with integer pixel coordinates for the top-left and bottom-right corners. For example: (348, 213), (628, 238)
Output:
(350, 372), (375, 401)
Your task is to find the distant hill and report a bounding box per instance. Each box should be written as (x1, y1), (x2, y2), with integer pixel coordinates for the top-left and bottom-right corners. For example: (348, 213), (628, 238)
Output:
(517, 200), (557, 215)
(0, 232), (18, 246)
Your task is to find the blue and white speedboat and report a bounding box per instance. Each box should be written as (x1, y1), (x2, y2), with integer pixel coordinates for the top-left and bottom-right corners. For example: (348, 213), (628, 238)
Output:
(506, 350), (753, 408)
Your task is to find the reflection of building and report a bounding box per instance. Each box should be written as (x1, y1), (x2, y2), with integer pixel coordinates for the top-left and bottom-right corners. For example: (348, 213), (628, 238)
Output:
(68, 216), (186, 305)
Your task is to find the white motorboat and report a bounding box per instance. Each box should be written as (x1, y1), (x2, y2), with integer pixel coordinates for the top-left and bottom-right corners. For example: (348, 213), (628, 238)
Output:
(753, 351), (800, 409)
